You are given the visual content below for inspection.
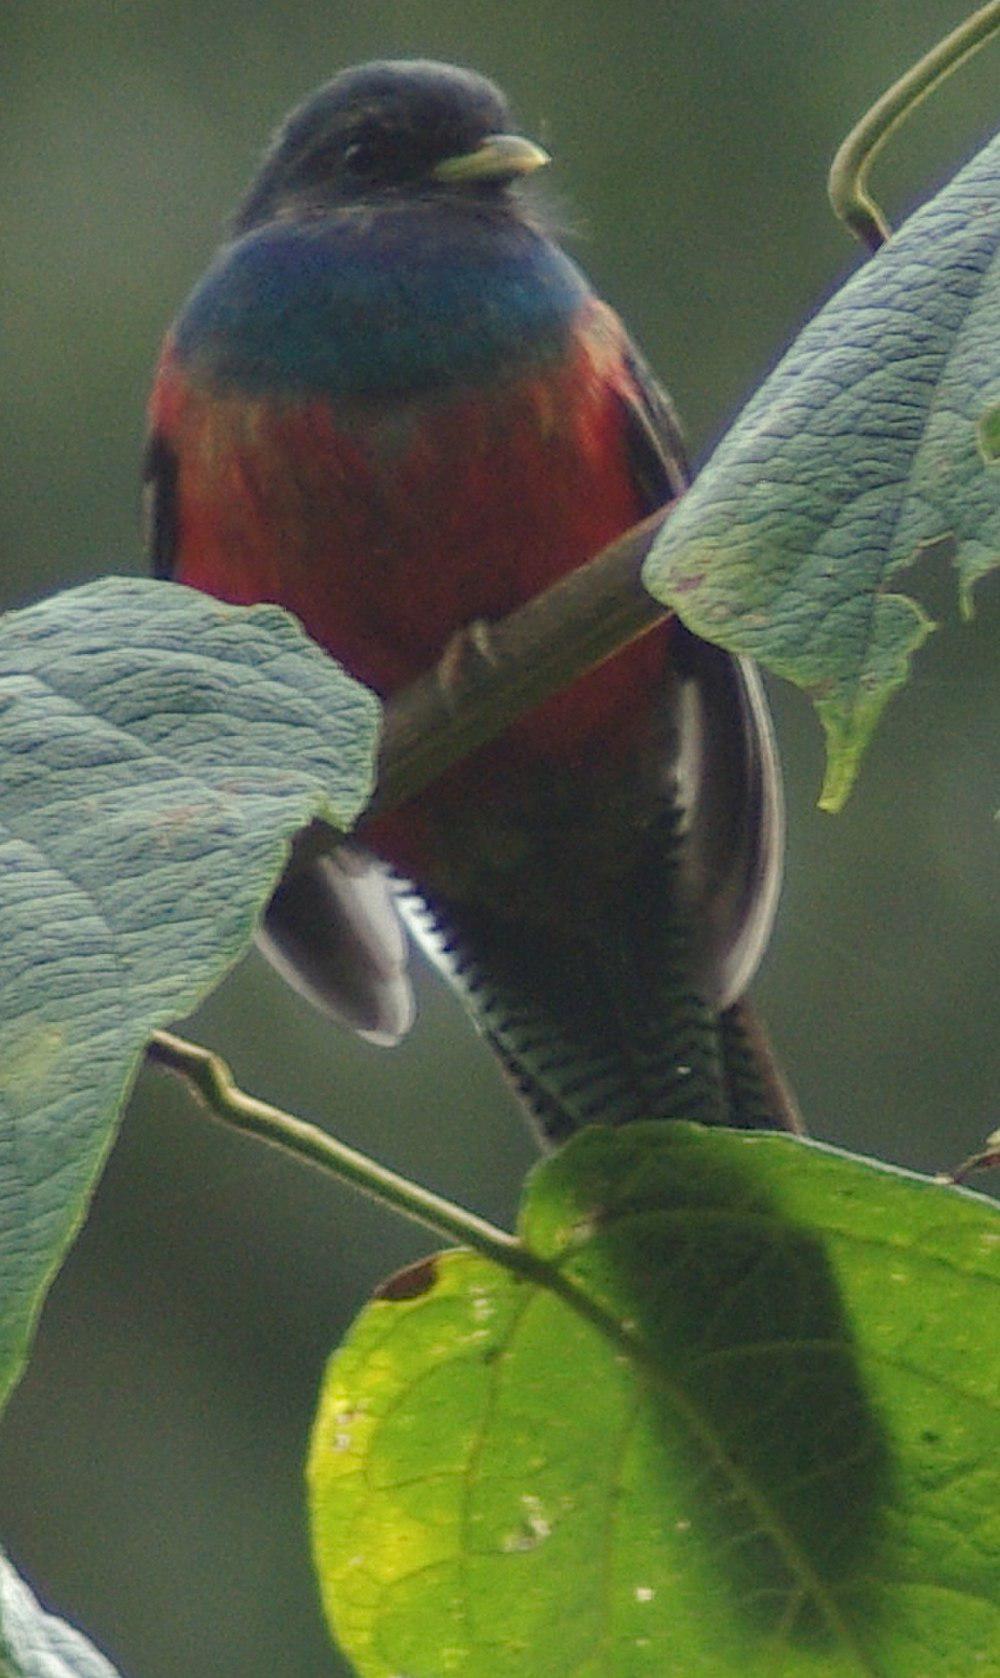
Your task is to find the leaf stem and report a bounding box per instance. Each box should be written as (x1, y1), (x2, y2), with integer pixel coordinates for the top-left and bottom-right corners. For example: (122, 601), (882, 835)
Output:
(828, 0), (1000, 251)
(147, 1029), (541, 1275)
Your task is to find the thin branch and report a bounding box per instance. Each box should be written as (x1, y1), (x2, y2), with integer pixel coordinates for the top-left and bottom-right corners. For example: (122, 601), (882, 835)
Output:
(829, 0), (1000, 251)
(369, 508), (667, 817)
(148, 1029), (544, 1273)
(282, 507), (668, 873)
(281, 503), (667, 879)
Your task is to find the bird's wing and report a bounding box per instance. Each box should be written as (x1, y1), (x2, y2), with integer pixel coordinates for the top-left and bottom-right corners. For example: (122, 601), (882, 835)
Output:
(617, 339), (691, 504)
(617, 337), (785, 1011)
(256, 845), (414, 1044)
(142, 433), (180, 580)
(142, 424), (416, 1043)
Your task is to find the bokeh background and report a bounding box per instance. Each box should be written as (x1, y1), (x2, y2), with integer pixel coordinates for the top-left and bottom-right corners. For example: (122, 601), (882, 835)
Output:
(1, 3), (996, 1674)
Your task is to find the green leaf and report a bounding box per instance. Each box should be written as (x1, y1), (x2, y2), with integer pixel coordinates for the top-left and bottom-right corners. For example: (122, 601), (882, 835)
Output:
(642, 135), (1000, 810)
(0, 577), (380, 1415)
(0, 1555), (123, 1677)
(979, 401), (1000, 465)
(309, 1124), (1000, 1677)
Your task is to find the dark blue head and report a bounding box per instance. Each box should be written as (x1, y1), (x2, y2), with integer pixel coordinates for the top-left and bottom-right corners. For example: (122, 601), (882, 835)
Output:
(234, 60), (549, 233)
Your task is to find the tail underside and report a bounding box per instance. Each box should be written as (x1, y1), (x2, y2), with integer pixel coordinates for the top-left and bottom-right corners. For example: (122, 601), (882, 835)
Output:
(259, 632), (797, 1148)
(397, 629), (796, 1146)
(397, 835), (800, 1149)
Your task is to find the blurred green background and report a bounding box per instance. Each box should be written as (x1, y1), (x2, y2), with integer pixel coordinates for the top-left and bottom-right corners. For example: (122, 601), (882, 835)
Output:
(1, 3), (996, 1674)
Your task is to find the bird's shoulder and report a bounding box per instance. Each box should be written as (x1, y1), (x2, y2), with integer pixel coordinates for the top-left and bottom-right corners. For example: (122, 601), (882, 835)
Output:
(570, 298), (690, 509)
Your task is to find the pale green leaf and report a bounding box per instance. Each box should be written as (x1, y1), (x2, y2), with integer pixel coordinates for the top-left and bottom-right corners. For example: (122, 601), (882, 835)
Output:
(0, 1556), (122, 1677)
(0, 577), (380, 1413)
(643, 135), (1000, 808)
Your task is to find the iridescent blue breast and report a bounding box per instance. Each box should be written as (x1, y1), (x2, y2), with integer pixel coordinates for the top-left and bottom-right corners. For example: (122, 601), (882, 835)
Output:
(174, 201), (591, 399)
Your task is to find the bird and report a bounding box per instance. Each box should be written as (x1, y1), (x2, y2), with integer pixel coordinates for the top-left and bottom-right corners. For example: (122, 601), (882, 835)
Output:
(145, 58), (796, 1145)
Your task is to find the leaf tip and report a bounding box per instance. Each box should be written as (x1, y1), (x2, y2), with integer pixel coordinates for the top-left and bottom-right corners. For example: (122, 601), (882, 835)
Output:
(957, 572), (979, 623)
(815, 687), (893, 812)
(814, 703), (862, 811)
(976, 402), (1000, 467)
(817, 759), (856, 814)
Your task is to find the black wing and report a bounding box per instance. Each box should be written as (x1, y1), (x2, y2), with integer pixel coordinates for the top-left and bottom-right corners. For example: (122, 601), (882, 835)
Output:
(257, 845), (414, 1045)
(617, 336), (784, 1010)
(618, 339), (691, 505)
(142, 432), (180, 580)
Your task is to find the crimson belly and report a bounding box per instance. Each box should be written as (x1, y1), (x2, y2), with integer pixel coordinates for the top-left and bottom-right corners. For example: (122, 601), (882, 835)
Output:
(153, 336), (671, 882)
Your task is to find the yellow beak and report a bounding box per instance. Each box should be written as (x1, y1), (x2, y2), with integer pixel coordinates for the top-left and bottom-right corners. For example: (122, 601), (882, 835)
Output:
(431, 133), (551, 184)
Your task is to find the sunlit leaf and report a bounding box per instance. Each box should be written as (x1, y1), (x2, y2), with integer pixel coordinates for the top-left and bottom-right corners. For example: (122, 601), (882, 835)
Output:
(310, 1124), (1000, 1676)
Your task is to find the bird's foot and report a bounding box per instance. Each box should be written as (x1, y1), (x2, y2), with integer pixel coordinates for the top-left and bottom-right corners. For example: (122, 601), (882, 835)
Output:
(436, 618), (501, 710)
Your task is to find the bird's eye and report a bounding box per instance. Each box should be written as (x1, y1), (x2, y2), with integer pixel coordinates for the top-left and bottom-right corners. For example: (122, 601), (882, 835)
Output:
(341, 128), (391, 174)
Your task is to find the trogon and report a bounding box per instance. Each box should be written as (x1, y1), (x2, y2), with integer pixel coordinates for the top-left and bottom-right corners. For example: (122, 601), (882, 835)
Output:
(146, 59), (796, 1144)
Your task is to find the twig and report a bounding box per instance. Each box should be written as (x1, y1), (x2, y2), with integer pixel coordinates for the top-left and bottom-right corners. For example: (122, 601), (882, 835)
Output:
(147, 1029), (544, 1271)
(281, 507), (668, 874)
(829, 0), (1000, 251)
(369, 508), (667, 816)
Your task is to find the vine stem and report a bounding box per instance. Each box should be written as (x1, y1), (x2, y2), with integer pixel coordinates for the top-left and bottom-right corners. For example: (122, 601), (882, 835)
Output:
(147, 1030), (549, 1273)
(829, 0), (1000, 251)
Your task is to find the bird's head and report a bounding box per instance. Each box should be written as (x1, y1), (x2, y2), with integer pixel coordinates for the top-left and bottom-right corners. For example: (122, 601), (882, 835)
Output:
(234, 59), (550, 233)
